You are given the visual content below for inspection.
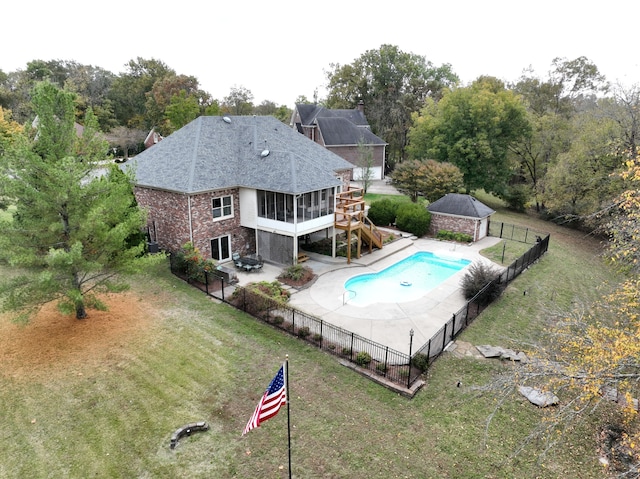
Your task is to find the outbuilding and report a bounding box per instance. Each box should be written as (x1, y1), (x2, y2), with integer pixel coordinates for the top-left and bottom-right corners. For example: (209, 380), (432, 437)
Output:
(427, 193), (495, 242)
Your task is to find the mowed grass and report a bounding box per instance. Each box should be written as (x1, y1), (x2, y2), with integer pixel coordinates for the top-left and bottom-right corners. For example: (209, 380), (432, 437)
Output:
(0, 194), (620, 478)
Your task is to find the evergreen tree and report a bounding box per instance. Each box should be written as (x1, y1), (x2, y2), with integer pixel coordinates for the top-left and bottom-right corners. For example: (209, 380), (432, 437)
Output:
(0, 81), (158, 321)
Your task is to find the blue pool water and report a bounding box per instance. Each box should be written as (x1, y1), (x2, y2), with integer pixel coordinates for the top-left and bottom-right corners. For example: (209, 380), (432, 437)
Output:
(344, 252), (471, 306)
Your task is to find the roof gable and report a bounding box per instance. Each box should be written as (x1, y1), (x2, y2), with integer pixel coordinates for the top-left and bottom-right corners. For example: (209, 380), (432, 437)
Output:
(123, 116), (353, 195)
(427, 194), (495, 218)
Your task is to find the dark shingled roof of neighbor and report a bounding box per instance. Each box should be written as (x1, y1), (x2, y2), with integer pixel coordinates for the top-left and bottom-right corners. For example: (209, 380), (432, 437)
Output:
(427, 193), (495, 218)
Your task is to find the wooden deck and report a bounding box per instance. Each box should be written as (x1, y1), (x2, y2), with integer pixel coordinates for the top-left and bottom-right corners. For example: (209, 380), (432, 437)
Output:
(334, 188), (383, 263)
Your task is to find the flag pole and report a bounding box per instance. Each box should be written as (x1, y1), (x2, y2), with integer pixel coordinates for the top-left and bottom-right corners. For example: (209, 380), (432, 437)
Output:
(285, 355), (292, 479)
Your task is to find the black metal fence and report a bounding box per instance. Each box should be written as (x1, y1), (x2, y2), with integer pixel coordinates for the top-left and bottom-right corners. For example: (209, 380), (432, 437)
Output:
(488, 220), (548, 244)
(169, 225), (550, 392)
(169, 255), (413, 389)
(411, 232), (550, 370)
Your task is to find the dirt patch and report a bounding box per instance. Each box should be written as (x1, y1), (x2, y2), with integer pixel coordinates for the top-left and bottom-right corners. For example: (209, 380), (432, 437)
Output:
(0, 292), (155, 380)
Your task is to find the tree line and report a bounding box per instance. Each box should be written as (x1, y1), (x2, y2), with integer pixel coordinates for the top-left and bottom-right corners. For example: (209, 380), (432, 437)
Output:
(2, 46), (639, 228)
(0, 57), (293, 157)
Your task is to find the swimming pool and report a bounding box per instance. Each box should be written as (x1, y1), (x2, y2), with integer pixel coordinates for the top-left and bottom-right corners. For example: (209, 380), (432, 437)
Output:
(344, 252), (471, 306)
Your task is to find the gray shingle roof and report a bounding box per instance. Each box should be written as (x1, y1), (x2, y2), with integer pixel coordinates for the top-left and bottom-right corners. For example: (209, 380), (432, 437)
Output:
(296, 103), (369, 126)
(427, 194), (495, 218)
(316, 117), (387, 146)
(122, 116), (354, 195)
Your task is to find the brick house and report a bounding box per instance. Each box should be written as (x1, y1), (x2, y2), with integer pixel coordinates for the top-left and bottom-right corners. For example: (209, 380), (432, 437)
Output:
(290, 102), (387, 180)
(123, 115), (354, 265)
(427, 194), (495, 242)
(143, 128), (163, 149)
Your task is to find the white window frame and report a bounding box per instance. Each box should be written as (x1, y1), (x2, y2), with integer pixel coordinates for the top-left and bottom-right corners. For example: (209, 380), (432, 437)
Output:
(212, 195), (233, 220)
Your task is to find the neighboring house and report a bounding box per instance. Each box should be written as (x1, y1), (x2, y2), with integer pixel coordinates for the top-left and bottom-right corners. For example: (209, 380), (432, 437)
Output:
(144, 128), (163, 149)
(427, 194), (495, 242)
(122, 115), (354, 265)
(290, 102), (387, 180)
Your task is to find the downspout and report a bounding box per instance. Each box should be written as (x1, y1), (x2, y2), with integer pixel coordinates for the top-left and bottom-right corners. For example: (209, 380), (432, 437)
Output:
(332, 186), (337, 258)
(188, 195), (194, 244)
(293, 194), (299, 264)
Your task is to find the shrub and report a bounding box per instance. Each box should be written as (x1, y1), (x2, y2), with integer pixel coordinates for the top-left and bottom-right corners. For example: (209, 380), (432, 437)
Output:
(460, 262), (502, 300)
(437, 230), (473, 243)
(412, 353), (429, 372)
(297, 326), (311, 338)
(173, 242), (216, 283)
(367, 199), (400, 226)
(280, 264), (309, 281)
(312, 333), (322, 342)
(249, 281), (291, 303)
(376, 363), (387, 374)
(272, 315), (284, 325)
(341, 347), (352, 357)
(502, 184), (530, 212)
(395, 203), (431, 237)
(355, 351), (372, 366)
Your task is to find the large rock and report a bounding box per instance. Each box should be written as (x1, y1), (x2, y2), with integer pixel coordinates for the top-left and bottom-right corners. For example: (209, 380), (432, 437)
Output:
(475, 345), (528, 362)
(476, 345), (504, 358)
(518, 386), (559, 407)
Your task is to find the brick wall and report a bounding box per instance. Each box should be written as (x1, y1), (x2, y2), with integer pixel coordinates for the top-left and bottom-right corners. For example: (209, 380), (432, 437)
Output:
(428, 214), (478, 240)
(134, 187), (256, 258)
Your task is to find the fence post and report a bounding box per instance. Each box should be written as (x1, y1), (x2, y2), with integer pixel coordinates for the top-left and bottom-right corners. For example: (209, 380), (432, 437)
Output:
(350, 333), (354, 361)
(442, 322), (448, 350)
(500, 222), (504, 238)
(221, 277), (225, 301)
(204, 272), (209, 296)
(407, 329), (414, 389)
(384, 346), (389, 377)
(319, 320), (324, 349)
(292, 309), (295, 332)
(243, 288), (246, 312)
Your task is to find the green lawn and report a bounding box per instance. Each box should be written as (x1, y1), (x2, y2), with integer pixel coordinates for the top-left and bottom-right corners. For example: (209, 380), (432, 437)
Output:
(0, 204), (16, 222)
(0, 199), (620, 478)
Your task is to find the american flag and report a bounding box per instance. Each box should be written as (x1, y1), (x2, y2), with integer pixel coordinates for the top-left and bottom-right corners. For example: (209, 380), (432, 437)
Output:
(242, 363), (287, 435)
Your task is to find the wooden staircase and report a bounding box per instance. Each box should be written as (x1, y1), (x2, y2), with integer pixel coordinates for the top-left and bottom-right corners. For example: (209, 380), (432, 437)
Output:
(334, 188), (384, 263)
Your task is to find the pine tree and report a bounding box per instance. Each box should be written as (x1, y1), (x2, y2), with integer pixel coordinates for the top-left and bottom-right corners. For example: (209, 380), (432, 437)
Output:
(0, 81), (157, 321)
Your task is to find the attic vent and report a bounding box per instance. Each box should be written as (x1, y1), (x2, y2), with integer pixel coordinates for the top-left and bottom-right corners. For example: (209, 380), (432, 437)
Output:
(222, 116), (231, 124)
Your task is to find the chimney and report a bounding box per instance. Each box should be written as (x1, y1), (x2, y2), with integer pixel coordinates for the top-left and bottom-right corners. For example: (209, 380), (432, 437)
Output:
(357, 99), (365, 113)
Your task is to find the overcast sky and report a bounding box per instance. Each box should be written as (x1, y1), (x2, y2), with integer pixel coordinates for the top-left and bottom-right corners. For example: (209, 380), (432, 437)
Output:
(5, 0), (640, 107)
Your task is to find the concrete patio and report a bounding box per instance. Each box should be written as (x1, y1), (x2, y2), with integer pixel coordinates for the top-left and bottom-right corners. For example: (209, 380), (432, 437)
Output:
(233, 233), (502, 355)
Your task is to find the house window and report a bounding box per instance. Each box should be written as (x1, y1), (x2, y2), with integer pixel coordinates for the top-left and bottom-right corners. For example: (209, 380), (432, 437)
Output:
(211, 235), (231, 261)
(212, 195), (233, 219)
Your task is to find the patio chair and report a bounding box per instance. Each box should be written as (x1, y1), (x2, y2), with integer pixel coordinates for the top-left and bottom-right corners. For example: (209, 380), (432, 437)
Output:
(232, 252), (242, 268)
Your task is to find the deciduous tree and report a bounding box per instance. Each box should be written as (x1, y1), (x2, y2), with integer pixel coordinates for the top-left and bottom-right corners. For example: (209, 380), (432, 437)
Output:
(391, 159), (463, 202)
(222, 85), (254, 115)
(325, 44), (458, 166)
(408, 76), (530, 196)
